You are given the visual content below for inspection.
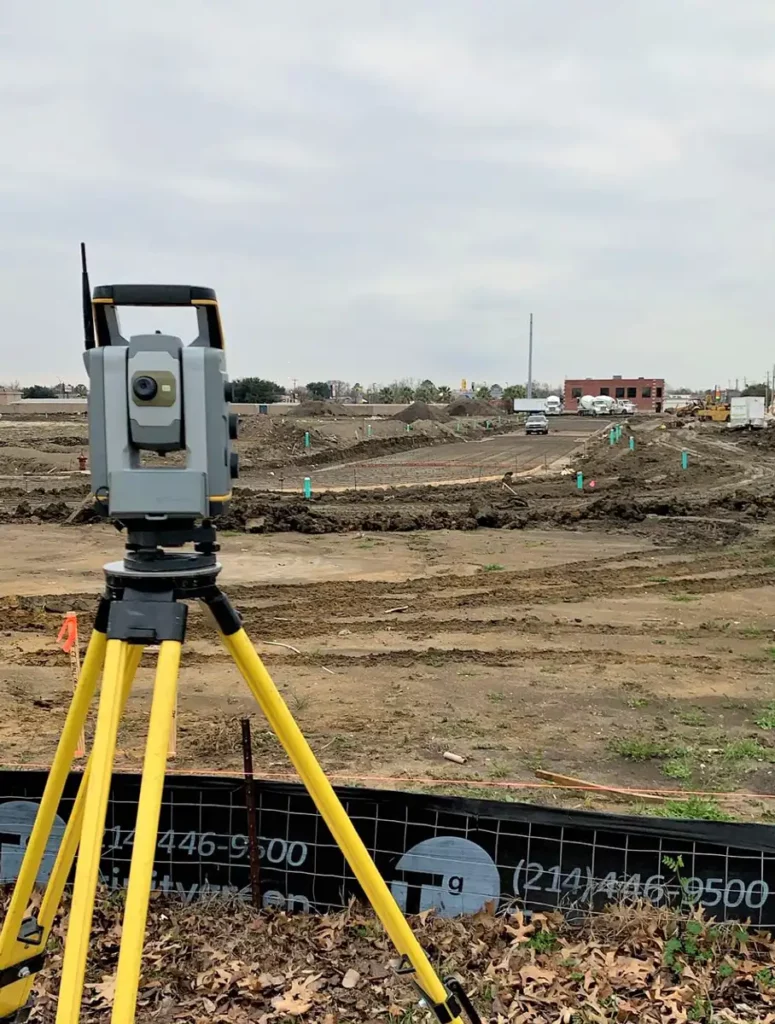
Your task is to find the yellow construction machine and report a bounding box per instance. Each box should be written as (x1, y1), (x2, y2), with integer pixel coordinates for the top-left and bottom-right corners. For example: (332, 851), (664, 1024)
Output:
(675, 394), (730, 423)
(695, 395), (730, 423)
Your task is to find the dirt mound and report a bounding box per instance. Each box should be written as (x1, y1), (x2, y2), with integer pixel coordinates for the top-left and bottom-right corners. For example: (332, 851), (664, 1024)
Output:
(11, 499), (73, 523)
(290, 401), (356, 417)
(391, 402), (450, 424)
(732, 425), (775, 449)
(446, 398), (501, 417)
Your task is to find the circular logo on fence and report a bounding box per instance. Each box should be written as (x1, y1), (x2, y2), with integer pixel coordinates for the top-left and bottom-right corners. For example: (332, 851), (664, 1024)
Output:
(0, 800), (66, 885)
(391, 837), (500, 917)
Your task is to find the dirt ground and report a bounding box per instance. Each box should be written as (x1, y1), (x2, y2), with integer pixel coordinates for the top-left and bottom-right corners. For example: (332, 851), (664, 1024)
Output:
(2, 417), (775, 821)
(0, 410), (521, 482)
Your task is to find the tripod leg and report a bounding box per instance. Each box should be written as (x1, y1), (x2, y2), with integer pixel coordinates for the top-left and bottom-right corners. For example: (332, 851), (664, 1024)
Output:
(0, 645), (143, 1023)
(56, 640), (130, 1024)
(112, 641), (181, 1024)
(0, 604), (110, 1022)
(209, 600), (464, 1024)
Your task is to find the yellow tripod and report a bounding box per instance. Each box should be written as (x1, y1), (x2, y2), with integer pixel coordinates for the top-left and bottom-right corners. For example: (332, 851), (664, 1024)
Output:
(0, 557), (477, 1024)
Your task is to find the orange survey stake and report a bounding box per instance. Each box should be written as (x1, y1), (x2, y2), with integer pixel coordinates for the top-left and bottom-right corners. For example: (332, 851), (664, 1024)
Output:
(57, 613), (85, 758)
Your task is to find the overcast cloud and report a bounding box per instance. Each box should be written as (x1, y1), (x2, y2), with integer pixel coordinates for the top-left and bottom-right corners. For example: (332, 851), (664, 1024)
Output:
(1, 0), (774, 390)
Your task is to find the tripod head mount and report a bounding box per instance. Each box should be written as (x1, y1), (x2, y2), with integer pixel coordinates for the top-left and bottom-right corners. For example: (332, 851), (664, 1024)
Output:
(80, 244), (239, 569)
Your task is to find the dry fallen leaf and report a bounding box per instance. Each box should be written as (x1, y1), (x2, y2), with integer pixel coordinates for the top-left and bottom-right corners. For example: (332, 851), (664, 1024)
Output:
(88, 974), (117, 1007)
(271, 973), (323, 1015)
(519, 964), (556, 987)
(342, 968), (361, 989)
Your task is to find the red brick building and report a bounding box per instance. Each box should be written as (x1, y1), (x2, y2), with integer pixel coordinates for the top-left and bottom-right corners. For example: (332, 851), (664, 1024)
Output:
(564, 376), (665, 413)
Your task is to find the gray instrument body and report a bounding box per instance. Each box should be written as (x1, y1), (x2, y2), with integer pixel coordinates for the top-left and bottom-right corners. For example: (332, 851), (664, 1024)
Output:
(84, 327), (233, 520)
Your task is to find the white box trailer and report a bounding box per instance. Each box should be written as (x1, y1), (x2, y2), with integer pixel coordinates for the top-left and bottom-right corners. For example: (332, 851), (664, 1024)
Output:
(513, 398), (549, 414)
(730, 396), (765, 429)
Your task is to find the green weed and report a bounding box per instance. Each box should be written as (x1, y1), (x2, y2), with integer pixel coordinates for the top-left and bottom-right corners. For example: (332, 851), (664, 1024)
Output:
(610, 736), (668, 761)
(528, 928), (558, 953)
(626, 697), (650, 709)
(687, 995), (712, 1021)
(723, 738), (767, 762)
(663, 797), (731, 821)
(487, 691), (505, 703)
(756, 702), (775, 730)
(662, 758), (692, 781)
(675, 707), (707, 727)
(741, 626), (764, 638)
(481, 563), (505, 572)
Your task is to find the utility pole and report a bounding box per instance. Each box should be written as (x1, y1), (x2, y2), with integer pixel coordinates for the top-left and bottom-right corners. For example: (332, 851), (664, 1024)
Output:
(527, 313), (534, 399)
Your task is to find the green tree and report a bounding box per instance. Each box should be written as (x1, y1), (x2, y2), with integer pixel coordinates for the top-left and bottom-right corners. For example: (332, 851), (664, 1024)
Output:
(21, 385), (58, 399)
(232, 378), (284, 403)
(414, 378), (438, 402)
(503, 384), (526, 400)
(378, 386), (395, 402)
(475, 385), (490, 400)
(742, 383), (767, 397)
(437, 385), (452, 403)
(306, 381), (332, 400)
(397, 384), (414, 403)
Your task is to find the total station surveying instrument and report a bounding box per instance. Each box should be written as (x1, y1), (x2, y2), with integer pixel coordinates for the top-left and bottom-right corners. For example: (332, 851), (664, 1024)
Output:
(0, 247), (480, 1024)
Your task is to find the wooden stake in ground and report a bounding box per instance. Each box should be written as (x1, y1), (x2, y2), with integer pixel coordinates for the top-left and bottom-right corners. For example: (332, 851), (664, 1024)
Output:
(57, 613), (85, 758)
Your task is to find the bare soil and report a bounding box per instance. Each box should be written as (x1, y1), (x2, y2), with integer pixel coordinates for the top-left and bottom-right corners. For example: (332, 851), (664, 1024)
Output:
(2, 419), (775, 820)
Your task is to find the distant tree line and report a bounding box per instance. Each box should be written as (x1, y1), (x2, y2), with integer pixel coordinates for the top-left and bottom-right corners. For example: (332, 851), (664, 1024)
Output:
(15, 377), (560, 404)
(20, 384), (88, 399)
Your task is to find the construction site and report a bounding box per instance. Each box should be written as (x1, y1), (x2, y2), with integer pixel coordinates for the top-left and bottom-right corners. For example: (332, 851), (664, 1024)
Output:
(1, 403), (774, 813)
(4, 398), (775, 1021)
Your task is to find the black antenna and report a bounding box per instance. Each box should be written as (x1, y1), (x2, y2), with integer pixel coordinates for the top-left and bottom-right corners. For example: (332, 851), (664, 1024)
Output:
(81, 242), (96, 350)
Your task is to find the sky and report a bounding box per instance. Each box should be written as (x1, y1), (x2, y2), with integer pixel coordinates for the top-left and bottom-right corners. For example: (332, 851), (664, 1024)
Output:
(1, 1), (774, 391)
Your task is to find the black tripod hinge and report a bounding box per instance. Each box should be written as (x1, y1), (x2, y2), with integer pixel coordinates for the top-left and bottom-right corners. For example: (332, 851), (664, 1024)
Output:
(443, 977), (482, 1024)
(202, 590), (242, 636)
(410, 974), (481, 1024)
(0, 952), (46, 991)
(107, 601), (187, 644)
(427, 993), (461, 1023)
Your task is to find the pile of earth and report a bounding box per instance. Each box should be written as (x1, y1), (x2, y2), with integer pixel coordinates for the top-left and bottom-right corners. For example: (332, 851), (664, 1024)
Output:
(259, 431), (455, 470)
(8, 479), (757, 546)
(9, 499), (73, 523)
(238, 421), (345, 468)
(391, 401), (450, 424)
(445, 397), (503, 417)
(576, 438), (738, 488)
(0, 434), (87, 450)
(731, 424), (775, 449)
(290, 401), (357, 417)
